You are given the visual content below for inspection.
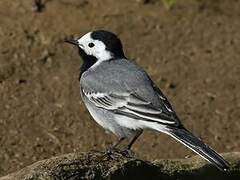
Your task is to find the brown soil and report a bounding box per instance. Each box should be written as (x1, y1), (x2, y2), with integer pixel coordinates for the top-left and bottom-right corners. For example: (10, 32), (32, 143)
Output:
(0, 0), (239, 176)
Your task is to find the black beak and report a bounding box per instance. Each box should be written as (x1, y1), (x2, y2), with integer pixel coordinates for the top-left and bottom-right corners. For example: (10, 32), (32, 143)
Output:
(64, 37), (79, 46)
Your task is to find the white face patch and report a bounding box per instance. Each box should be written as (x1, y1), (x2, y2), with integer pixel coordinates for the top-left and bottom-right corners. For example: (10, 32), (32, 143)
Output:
(77, 32), (113, 62)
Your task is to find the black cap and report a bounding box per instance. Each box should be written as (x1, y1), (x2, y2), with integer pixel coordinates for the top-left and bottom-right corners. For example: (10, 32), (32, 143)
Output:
(91, 30), (125, 58)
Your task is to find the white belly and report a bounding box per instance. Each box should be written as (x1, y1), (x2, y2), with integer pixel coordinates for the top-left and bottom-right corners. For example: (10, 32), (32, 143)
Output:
(83, 98), (137, 138)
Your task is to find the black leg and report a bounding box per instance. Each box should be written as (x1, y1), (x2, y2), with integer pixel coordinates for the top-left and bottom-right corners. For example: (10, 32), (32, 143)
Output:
(127, 130), (143, 150)
(105, 137), (125, 153)
(112, 137), (125, 149)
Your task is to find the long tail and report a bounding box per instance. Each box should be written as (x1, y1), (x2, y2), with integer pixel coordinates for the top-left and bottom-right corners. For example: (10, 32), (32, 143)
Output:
(159, 126), (230, 171)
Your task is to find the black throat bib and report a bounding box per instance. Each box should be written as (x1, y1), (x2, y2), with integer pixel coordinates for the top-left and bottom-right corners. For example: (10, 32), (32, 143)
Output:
(78, 48), (97, 79)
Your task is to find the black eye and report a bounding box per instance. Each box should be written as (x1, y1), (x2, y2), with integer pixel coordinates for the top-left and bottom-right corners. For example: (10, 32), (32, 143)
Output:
(88, 42), (95, 48)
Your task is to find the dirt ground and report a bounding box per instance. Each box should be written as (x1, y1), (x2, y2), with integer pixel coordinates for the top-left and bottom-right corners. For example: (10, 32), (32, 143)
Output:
(0, 0), (240, 176)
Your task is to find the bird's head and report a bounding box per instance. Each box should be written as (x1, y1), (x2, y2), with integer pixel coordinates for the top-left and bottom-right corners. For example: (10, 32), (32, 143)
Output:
(65, 30), (125, 61)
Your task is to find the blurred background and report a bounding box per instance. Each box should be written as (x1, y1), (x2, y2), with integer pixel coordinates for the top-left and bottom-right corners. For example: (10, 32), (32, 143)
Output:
(0, 0), (240, 176)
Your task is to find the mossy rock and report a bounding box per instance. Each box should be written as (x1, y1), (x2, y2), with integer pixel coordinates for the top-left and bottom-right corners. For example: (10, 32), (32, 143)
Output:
(1, 152), (240, 180)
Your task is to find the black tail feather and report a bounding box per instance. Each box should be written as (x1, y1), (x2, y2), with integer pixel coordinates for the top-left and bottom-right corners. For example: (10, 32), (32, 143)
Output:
(167, 127), (230, 171)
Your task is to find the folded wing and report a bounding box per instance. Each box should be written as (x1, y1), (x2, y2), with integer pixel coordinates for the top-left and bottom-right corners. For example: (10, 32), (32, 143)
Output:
(82, 89), (179, 126)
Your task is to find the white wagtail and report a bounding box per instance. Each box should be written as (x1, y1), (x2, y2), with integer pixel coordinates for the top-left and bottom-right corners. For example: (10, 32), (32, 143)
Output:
(65, 30), (229, 171)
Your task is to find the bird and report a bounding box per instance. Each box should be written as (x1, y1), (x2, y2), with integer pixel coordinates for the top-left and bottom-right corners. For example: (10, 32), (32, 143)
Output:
(65, 30), (230, 171)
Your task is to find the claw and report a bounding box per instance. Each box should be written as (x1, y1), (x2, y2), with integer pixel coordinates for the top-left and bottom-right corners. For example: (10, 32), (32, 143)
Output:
(120, 149), (135, 158)
(100, 146), (119, 160)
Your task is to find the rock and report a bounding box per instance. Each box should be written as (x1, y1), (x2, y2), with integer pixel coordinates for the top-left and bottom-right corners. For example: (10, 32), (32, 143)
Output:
(0, 152), (240, 180)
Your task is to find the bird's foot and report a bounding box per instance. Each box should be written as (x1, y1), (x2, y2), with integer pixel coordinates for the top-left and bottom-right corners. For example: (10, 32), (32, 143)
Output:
(90, 146), (117, 154)
(100, 146), (120, 160)
(100, 147), (135, 159)
(94, 145), (135, 160)
(105, 146), (117, 155)
(119, 148), (135, 158)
